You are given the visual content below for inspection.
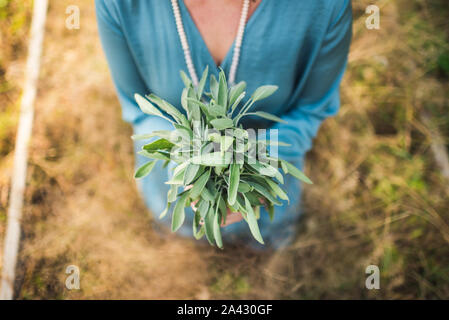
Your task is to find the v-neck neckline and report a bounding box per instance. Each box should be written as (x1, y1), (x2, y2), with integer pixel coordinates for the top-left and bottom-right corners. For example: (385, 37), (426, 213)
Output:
(178, 0), (266, 72)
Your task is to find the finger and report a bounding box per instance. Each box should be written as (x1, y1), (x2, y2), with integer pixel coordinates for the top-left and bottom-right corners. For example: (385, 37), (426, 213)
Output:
(221, 211), (243, 227)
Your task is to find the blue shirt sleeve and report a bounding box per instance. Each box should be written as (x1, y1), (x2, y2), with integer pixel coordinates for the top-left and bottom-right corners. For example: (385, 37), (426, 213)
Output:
(95, 0), (149, 125)
(274, 0), (352, 163)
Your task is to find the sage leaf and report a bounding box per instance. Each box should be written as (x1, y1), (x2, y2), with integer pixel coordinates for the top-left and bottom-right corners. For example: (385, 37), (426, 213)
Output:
(197, 65), (209, 99)
(204, 206), (215, 245)
(228, 164), (240, 206)
(247, 181), (282, 206)
(147, 94), (189, 127)
(210, 74), (219, 100)
(134, 94), (165, 118)
(191, 152), (231, 166)
(143, 138), (175, 152)
(281, 160), (313, 184)
(253, 111), (287, 124)
(218, 70), (228, 109)
(159, 202), (171, 219)
(197, 199), (210, 219)
(250, 85), (278, 102)
(229, 81), (246, 107)
(167, 184), (179, 203)
(180, 70), (192, 88)
(190, 169), (211, 199)
(171, 191), (189, 232)
(244, 196), (264, 244)
(134, 161), (157, 179)
(237, 181), (252, 193)
(264, 177), (289, 203)
(220, 136), (234, 154)
(213, 209), (223, 248)
(184, 164), (200, 185)
(210, 118), (234, 130)
(138, 150), (171, 161)
(230, 92), (245, 115)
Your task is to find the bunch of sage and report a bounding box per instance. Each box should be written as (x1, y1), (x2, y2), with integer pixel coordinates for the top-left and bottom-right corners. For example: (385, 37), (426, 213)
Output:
(133, 67), (312, 248)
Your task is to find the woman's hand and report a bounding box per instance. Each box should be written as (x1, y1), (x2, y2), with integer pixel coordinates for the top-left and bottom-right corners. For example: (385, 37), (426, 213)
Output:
(220, 210), (243, 227)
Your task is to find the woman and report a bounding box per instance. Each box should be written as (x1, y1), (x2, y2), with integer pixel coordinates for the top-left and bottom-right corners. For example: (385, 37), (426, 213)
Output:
(95, 0), (352, 249)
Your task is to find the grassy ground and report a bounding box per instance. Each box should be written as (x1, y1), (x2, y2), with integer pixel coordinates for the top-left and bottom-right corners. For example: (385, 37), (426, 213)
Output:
(0, 0), (448, 299)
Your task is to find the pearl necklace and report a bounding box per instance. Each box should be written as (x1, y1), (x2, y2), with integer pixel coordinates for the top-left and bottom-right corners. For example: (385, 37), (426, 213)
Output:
(171, 0), (250, 86)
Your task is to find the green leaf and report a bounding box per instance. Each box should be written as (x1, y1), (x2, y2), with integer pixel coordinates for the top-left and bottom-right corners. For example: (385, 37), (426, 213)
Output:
(263, 177), (289, 203)
(210, 74), (219, 100)
(246, 158), (284, 184)
(180, 70), (192, 88)
(171, 191), (189, 232)
(193, 210), (205, 240)
(197, 65), (209, 99)
(204, 206), (216, 245)
(210, 118), (234, 130)
(181, 88), (189, 113)
(167, 184), (179, 203)
(137, 150), (171, 161)
(233, 128), (249, 140)
(134, 161), (157, 179)
(159, 202), (171, 219)
(228, 164), (240, 206)
(208, 102), (226, 117)
(184, 164), (200, 185)
(201, 186), (215, 202)
(131, 133), (157, 141)
(218, 196), (227, 216)
(280, 160), (289, 174)
(197, 199), (210, 219)
(134, 94), (165, 119)
(229, 81), (246, 107)
(132, 130), (173, 141)
(229, 92), (245, 115)
(191, 152), (232, 166)
(220, 136), (234, 154)
(245, 191), (262, 207)
(246, 181), (282, 206)
(213, 199), (223, 248)
(281, 160), (313, 184)
(166, 165), (187, 185)
(244, 196), (264, 244)
(218, 70), (228, 109)
(186, 87), (201, 121)
(147, 94), (189, 127)
(172, 126), (192, 145)
(186, 98), (212, 121)
(253, 111), (287, 124)
(250, 85), (278, 102)
(237, 181), (252, 193)
(207, 132), (221, 143)
(173, 161), (190, 177)
(143, 138), (175, 152)
(190, 169), (211, 199)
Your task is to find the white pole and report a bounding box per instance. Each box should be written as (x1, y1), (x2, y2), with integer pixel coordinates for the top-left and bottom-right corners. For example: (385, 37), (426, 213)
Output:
(0, 0), (48, 300)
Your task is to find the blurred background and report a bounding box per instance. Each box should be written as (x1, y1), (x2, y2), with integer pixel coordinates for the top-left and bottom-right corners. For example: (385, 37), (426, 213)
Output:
(0, 0), (448, 299)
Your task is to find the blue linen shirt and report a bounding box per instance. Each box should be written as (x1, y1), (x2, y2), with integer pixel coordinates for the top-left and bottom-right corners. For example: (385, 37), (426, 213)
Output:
(95, 0), (352, 248)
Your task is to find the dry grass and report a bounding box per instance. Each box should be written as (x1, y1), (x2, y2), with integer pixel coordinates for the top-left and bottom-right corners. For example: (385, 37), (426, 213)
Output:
(0, 0), (448, 299)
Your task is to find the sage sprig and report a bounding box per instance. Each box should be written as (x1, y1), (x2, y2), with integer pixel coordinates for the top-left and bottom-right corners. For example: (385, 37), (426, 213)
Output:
(133, 67), (312, 248)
